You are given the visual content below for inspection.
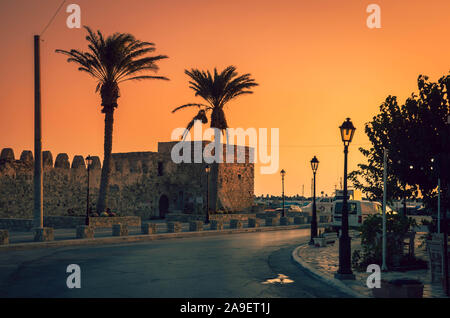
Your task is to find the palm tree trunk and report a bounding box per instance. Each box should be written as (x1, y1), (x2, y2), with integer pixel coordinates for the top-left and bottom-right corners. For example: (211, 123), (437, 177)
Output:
(97, 109), (114, 213)
(210, 107), (228, 131)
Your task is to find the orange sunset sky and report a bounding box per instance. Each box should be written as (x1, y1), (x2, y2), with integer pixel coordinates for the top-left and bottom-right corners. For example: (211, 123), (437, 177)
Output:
(0, 0), (449, 197)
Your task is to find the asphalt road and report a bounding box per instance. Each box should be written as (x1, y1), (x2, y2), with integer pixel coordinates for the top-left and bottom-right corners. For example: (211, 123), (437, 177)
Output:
(0, 228), (351, 298)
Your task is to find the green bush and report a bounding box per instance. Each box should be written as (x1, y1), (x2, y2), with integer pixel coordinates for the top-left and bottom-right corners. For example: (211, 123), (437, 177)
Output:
(352, 213), (417, 271)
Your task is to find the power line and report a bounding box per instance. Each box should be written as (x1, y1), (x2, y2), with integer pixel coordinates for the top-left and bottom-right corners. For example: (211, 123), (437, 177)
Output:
(240, 143), (371, 149)
(40, 0), (66, 37)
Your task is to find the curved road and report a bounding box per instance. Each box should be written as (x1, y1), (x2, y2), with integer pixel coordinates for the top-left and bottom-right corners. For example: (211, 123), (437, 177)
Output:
(0, 228), (351, 298)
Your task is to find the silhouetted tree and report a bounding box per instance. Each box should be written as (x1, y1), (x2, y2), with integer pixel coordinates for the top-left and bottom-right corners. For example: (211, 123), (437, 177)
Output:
(172, 66), (258, 140)
(350, 73), (450, 212)
(56, 26), (168, 212)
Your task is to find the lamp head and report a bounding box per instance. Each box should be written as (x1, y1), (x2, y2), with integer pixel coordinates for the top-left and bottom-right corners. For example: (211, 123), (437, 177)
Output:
(339, 118), (356, 146)
(310, 156), (319, 173)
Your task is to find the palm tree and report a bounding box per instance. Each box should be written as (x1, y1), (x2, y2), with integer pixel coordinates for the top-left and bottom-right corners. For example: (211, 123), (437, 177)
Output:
(56, 26), (168, 213)
(172, 66), (258, 140)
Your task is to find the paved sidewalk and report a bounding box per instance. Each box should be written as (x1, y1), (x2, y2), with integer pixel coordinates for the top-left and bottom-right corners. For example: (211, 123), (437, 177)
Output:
(293, 236), (448, 298)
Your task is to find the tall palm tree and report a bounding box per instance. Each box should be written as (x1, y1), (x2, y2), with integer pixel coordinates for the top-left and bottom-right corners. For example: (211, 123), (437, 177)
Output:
(56, 26), (168, 213)
(172, 66), (258, 140)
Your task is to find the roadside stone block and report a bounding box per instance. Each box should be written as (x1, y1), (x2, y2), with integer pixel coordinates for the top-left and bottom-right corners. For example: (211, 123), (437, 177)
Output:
(230, 219), (243, 229)
(141, 223), (157, 235)
(248, 218), (262, 228)
(33, 227), (54, 242)
(265, 217), (279, 226)
(112, 224), (128, 236)
(280, 217), (294, 226)
(210, 220), (224, 230)
(189, 221), (203, 232)
(76, 225), (94, 239)
(0, 229), (9, 244)
(167, 221), (182, 233)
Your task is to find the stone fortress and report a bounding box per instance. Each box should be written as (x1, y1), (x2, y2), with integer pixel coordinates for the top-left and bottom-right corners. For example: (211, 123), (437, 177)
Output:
(0, 141), (254, 220)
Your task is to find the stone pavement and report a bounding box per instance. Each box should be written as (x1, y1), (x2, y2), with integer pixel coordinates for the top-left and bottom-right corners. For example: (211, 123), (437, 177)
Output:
(293, 236), (448, 298)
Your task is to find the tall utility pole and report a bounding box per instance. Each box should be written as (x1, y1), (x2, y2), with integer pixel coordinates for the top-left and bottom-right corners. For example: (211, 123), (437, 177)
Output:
(438, 178), (441, 233)
(34, 35), (43, 229)
(443, 116), (450, 296)
(382, 148), (388, 271)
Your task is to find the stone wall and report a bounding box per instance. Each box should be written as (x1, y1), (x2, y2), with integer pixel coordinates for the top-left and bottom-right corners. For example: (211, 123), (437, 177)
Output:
(0, 148), (99, 219)
(0, 218), (34, 231)
(0, 142), (254, 220)
(166, 213), (256, 223)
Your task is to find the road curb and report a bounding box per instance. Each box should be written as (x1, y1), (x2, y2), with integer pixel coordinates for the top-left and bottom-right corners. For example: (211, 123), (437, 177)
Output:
(0, 223), (315, 252)
(291, 245), (367, 298)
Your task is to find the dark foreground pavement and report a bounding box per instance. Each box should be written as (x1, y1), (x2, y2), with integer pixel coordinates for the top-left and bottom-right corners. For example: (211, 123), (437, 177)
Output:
(0, 228), (350, 298)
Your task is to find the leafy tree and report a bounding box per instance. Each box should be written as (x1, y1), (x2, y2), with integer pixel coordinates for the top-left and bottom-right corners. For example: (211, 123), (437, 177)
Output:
(172, 66), (258, 140)
(350, 73), (450, 213)
(56, 26), (168, 212)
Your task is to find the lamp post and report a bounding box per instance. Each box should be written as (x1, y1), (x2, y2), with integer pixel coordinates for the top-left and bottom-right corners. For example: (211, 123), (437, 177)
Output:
(205, 165), (210, 224)
(309, 156), (319, 245)
(335, 118), (356, 280)
(85, 155), (93, 226)
(280, 169), (286, 217)
(443, 116), (450, 296)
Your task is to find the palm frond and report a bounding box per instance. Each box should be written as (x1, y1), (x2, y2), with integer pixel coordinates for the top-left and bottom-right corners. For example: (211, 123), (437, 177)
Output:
(56, 26), (169, 95)
(172, 103), (209, 113)
(176, 66), (258, 130)
(119, 75), (169, 83)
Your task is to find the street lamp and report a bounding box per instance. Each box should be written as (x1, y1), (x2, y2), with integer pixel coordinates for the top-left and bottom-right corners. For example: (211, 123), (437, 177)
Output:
(85, 155), (93, 226)
(309, 156), (319, 245)
(335, 118), (356, 280)
(280, 169), (286, 217)
(205, 165), (210, 224)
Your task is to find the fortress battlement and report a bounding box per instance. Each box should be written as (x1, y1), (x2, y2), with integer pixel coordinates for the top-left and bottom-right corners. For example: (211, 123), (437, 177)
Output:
(0, 142), (254, 220)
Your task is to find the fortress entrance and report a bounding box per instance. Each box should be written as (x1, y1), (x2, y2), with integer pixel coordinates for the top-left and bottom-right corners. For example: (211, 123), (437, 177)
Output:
(159, 194), (169, 218)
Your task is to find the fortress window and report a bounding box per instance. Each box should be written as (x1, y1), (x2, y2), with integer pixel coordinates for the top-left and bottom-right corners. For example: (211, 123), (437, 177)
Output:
(158, 161), (164, 176)
(238, 174), (242, 180)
